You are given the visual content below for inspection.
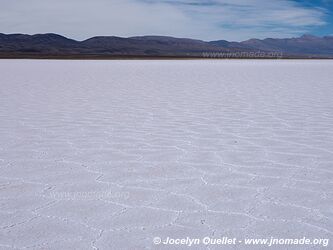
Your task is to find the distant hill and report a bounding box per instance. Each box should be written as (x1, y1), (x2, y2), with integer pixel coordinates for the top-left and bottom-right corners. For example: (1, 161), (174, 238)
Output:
(0, 33), (332, 58)
(241, 35), (333, 56)
(80, 35), (233, 56)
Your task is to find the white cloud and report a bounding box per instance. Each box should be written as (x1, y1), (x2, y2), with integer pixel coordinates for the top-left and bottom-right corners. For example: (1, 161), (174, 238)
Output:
(0, 0), (328, 41)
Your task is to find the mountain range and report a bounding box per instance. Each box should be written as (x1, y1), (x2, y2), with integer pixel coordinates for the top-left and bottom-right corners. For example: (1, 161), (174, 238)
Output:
(0, 33), (333, 59)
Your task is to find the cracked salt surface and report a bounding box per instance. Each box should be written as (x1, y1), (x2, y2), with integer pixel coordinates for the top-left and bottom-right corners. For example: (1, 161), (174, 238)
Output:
(0, 59), (332, 249)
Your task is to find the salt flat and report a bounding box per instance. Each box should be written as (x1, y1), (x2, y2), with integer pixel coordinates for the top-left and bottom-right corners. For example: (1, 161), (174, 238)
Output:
(0, 60), (332, 249)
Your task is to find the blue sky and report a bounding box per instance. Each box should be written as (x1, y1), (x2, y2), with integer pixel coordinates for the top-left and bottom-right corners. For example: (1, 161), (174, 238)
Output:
(292, 0), (333, 36)
(0, 0), (332, 41)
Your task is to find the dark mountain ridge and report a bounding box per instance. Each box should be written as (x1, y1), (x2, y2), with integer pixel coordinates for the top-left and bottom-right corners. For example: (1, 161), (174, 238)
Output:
(239, 35), (333, 55)
(1, 33), (332, 58)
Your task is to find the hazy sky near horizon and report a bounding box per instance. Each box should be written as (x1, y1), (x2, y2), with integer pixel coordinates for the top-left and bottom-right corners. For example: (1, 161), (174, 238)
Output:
(0, 0), (332, 41)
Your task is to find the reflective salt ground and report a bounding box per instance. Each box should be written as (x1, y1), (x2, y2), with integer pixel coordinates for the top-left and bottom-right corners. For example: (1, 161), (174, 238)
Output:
(0, 60), (332, 249)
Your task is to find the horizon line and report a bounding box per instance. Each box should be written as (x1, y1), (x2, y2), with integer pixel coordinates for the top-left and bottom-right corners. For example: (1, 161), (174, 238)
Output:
(1, 32), (332, 43)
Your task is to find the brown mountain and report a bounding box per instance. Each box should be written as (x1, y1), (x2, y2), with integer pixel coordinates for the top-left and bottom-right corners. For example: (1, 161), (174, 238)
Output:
(0, 33), (332, 58)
